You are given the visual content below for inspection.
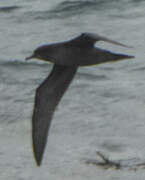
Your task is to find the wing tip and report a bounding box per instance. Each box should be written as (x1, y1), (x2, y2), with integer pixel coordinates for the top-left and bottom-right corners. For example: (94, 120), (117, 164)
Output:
(35, 159), (42, 167)
(33, 150), (43, 167)
(32, 142), (43, 167)
(80, 32), (134, 49)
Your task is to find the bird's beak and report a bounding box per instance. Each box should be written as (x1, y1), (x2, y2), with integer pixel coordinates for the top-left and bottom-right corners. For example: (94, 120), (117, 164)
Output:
(25, 55), (35, 61)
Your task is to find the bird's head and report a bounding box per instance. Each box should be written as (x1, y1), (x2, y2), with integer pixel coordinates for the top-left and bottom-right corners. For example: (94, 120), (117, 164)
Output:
(25, 48), (42, 61)
(25, 45), (51, 61)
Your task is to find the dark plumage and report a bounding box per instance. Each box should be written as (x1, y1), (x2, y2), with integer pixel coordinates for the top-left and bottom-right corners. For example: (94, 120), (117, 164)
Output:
(26, 33), (134, 166)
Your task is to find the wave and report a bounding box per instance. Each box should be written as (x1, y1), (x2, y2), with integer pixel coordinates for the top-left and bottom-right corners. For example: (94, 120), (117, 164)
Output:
(0, 6), (21, 13)
(3, 0), (144, 22)
(39, 0), (107, 19)
(52, 0), (99, 13)
(14, 0), (141, 22)
(0, 60), (51, 69)
(19, 0), (112, 21)
(78, 72), (109, 81)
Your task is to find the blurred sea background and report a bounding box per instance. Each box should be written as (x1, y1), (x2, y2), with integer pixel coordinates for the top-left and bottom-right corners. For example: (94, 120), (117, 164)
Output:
(0, 0), (145, 179)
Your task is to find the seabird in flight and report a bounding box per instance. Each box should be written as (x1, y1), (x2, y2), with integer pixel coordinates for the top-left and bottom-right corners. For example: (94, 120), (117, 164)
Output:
(26, 32), (134, 166)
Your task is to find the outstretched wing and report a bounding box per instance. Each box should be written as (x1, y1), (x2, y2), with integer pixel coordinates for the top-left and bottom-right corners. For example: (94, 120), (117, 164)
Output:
(32, 65), (77, 166)
(74, 32), (133, 48)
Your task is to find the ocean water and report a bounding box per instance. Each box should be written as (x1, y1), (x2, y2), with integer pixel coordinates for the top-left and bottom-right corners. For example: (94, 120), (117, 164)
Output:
(1, 0), (145, 179)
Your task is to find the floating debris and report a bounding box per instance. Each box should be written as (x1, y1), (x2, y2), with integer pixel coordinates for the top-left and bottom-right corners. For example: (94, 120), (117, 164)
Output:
(86, 151), (145, 171)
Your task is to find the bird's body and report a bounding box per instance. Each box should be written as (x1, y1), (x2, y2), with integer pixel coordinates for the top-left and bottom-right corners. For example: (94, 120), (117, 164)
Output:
(26, 32), (134, 166)
(34, 43), (131, 66)
(28, 33), (133, 66)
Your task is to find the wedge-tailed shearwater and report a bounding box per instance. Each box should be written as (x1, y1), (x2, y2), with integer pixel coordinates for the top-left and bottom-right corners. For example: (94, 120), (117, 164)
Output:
(26, 32), (134, 166)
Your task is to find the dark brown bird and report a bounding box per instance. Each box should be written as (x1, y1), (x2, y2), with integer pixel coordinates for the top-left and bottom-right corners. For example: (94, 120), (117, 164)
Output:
(26, 32), (134, 166)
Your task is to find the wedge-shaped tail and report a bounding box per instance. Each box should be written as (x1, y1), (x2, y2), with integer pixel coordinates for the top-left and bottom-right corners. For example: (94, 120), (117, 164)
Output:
(90, 48), (134, 65)
(32, 65), (77, 166)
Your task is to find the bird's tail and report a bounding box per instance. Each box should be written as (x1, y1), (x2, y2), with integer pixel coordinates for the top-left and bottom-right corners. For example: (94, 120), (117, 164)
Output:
(93, 48), (134, 65)
(106, 52), (134, 63)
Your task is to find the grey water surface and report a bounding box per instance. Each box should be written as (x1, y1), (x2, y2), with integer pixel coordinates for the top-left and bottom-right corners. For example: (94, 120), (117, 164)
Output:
(1, 0), (145, 179)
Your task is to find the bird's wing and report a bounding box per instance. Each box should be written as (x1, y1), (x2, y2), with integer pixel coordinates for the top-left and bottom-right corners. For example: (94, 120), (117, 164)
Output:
(83, 32), (133, 48)
(32, 65), (77, 166)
